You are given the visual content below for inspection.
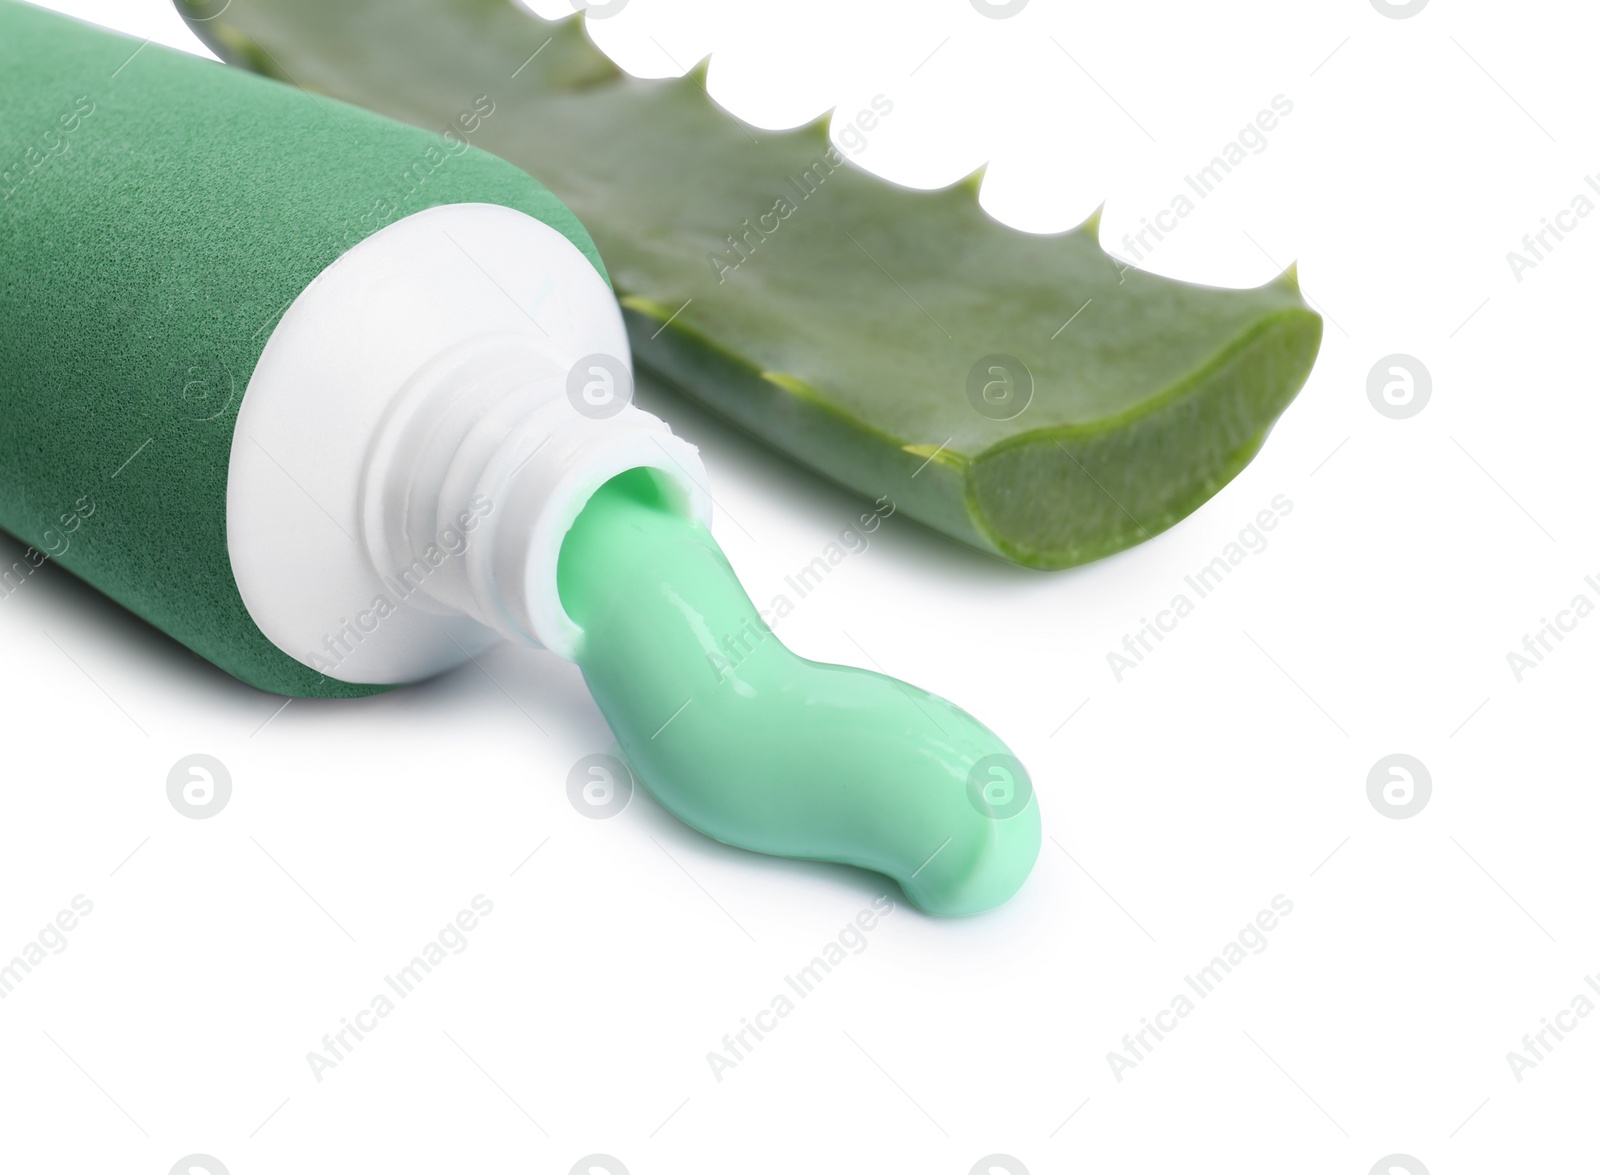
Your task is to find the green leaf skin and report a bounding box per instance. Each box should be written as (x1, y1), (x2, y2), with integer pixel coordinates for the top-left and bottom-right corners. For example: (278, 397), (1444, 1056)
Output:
(178, 0), (1322, 570)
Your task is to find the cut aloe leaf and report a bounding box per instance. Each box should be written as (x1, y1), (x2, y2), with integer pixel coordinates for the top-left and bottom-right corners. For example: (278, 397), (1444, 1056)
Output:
(179, 0), (1321, 570)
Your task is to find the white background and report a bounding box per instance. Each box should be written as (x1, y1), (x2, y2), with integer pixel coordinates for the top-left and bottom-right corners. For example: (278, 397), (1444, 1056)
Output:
(2, 1), (1596, 1172)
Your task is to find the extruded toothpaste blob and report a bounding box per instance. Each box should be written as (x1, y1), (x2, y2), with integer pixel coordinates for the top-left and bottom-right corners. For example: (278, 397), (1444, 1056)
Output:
(0, 1), (1039, 914)
(560, 471), (1040, 916)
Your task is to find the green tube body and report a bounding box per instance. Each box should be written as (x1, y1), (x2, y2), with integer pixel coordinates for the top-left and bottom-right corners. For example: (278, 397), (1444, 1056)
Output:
(0, 0), (603, 696)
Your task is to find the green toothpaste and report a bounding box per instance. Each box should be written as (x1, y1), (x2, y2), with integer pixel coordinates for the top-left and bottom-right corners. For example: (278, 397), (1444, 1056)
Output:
(560, 471), (1039, 916)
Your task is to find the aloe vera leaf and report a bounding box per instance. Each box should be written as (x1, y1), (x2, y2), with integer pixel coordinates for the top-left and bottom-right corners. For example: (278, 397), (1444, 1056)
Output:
(178, 0), (1322, 570)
